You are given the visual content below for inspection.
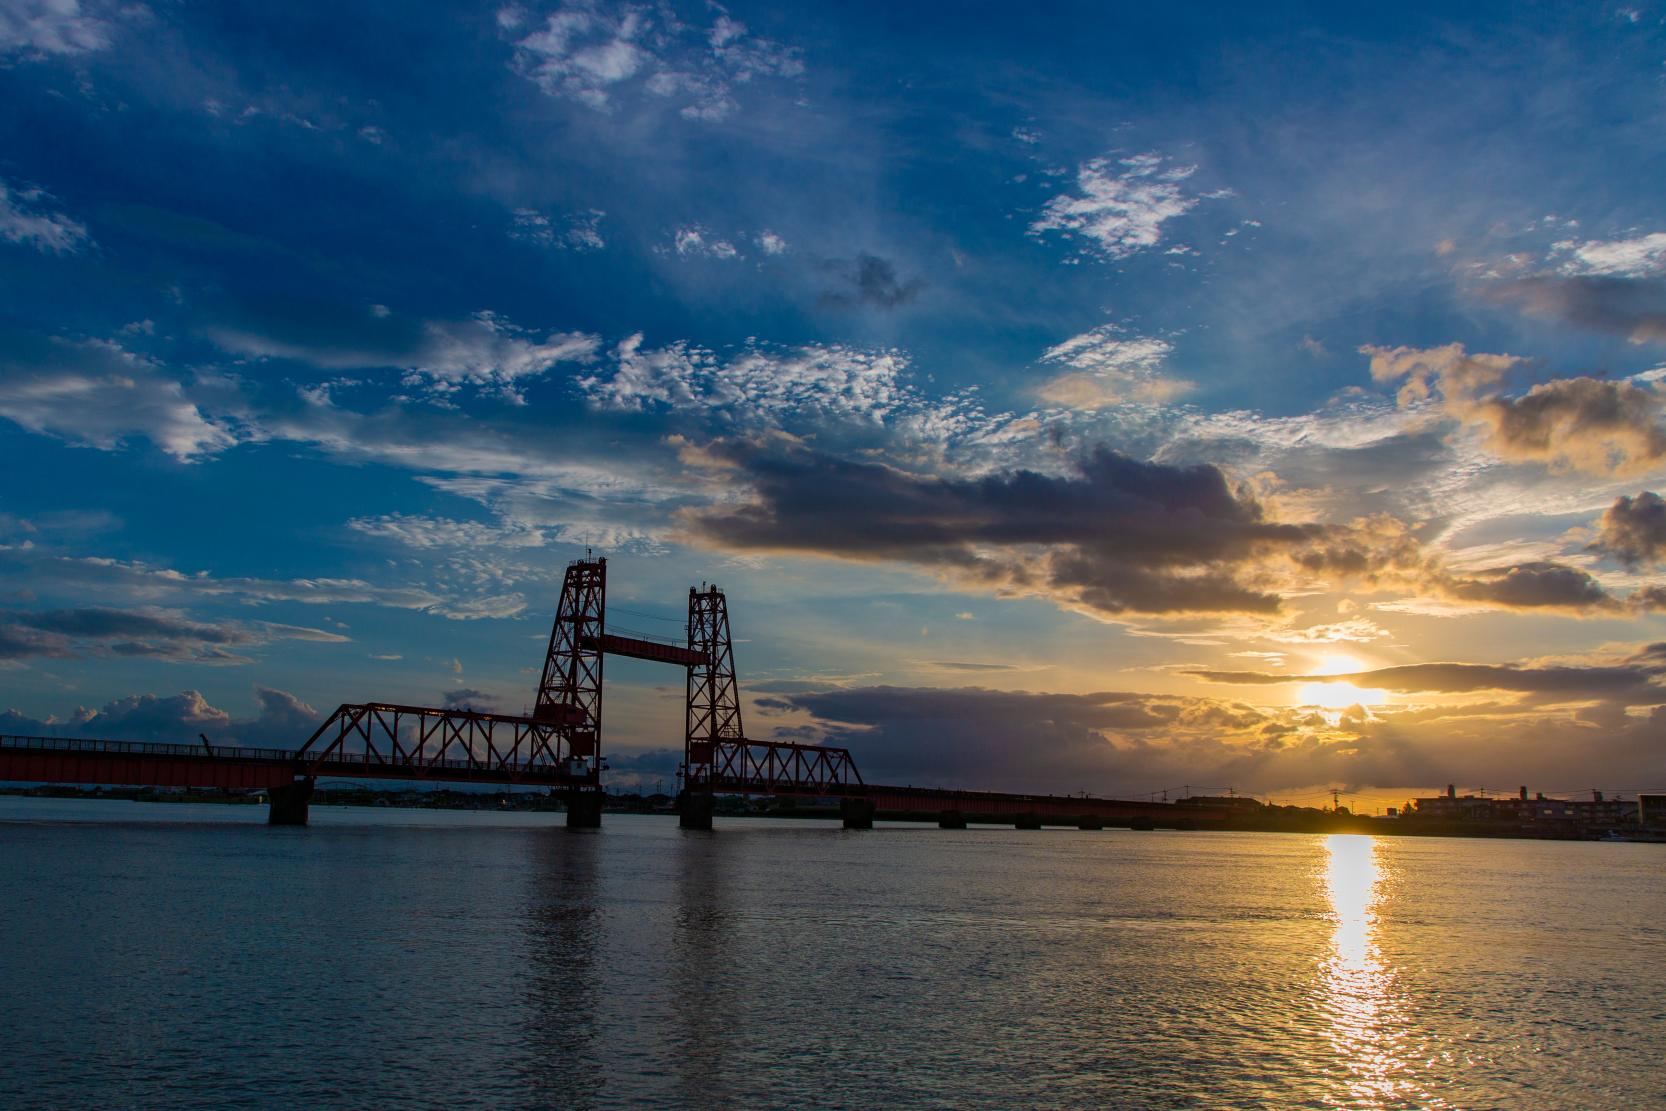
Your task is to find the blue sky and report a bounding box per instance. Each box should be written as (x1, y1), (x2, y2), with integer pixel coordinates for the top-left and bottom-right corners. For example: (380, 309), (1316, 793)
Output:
(5, 0), (1666, 805)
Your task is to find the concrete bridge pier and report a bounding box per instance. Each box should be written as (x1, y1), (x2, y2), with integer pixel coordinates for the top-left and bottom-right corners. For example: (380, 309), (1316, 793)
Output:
(937, 810), (967, 829)
(840, 798), (875, 829)
(565, 789), (604, 828)
(678, 790), (715, 830)
(1014, 813), (1043, 830)
(268, 778), (315, 826)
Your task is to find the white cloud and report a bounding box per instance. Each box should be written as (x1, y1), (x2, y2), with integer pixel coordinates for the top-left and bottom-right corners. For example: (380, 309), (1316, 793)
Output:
(0, 338), (236, 460)
(510, 3), (648, 109)
(0, 0), (114, 57)
(510, 207), (605, 250)
(580, 334), (912, 426)
(411, 311), (598, 394)
(1035, 324), (1190, 408)
(212, 309), (599, 401)
(59, 556), (447, 610)
(348, 514), (551, 549)
(506, 1), (802, 120)
(433, 593), (528, 620)
(671, 225), (739, 258)
(0, 179), (92, 254)
(1029, 152), (1207, 260)
(756, 230), (788, 255)
(1549, 231), (1666, 277)
(1263, 619), (1390, 645)
(0, 548), (547, 628)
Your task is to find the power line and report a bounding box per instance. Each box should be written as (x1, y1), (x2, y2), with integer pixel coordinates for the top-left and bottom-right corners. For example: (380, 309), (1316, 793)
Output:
(608, 606), (683, 624)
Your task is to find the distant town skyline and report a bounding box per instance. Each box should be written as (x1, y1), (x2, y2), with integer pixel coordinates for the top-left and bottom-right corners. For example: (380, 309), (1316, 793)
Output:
(4, 0), (1666, 809)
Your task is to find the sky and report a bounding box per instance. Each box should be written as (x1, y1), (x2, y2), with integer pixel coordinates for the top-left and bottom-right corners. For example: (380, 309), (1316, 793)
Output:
(4, 0), (1666, 808)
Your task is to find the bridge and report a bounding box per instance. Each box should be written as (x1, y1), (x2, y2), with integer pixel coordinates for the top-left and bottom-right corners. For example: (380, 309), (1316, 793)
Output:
(0, 557), (1229, 831)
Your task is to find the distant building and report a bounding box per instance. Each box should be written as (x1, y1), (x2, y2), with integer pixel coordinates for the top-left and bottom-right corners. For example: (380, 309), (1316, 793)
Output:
(1640, 795), (1666, 828)
(1407, 786), (1638, 829)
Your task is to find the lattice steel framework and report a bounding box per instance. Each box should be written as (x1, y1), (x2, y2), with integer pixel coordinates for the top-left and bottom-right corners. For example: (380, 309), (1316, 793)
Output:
(684, 584), (744, 790)
(705, 738), (865, 794)
(535, 557), (607, 766)
(294, 702), (590, 784)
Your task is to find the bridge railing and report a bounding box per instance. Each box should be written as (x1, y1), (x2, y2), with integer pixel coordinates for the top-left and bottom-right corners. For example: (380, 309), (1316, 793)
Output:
(0, 734), (299, 762)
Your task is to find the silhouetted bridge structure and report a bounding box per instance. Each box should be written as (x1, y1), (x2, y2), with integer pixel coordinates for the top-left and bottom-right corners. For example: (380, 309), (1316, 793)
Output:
(1, 558), (1229, 832)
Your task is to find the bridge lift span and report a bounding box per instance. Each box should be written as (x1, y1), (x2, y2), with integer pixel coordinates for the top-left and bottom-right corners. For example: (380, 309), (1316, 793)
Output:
(287, 556), (862, 827)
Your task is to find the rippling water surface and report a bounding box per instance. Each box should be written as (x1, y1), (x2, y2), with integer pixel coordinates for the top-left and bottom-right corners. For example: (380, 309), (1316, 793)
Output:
(2, 797), (1662, 1109)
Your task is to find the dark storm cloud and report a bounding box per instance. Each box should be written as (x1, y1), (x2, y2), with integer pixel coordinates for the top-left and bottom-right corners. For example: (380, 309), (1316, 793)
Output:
(777, 683), (1666, 796)
(1490, 275), (1666, 345)
(1187, 660), (1660, 697)
(1590, 491), (1666, 568)
(1439, 561), (1618, 612)
(0, 606), (340, 663)
(0, 606), (253, 662)
(818, 253), (925, 310)
(783, 685), (1211, 789)
(0, 622), (60, 660)
(685, 441), (1341, 617)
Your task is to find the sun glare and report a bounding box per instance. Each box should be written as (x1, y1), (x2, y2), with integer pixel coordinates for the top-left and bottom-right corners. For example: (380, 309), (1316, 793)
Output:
(1298, 653), (1386, 708)
(1298, 681), (1382, 709)
(1311, 652), (1364, 676)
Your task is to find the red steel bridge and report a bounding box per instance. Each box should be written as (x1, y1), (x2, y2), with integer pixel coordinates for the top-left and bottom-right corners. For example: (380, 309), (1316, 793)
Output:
(0, 557), (1228, 831)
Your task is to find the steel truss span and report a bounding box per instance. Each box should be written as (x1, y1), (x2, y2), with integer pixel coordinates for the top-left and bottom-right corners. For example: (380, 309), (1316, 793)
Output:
(705, 738), (864, 795)
(295, 703), (594, 786)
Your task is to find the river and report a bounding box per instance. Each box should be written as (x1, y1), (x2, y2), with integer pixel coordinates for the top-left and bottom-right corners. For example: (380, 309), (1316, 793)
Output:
(1, 797), (1661, 1109)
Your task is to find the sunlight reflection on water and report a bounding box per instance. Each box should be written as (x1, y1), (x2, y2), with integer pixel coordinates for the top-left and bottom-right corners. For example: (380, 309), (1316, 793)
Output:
(1321, 834), (1425, 1110)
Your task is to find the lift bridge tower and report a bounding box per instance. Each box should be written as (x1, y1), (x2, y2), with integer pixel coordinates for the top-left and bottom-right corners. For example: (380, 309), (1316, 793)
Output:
(679, 583), (743, 829)
(533, 557), (608, 826)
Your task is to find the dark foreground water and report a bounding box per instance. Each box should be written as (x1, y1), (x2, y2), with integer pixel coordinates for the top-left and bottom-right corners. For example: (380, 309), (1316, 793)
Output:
(1, 799), (1662, 1109)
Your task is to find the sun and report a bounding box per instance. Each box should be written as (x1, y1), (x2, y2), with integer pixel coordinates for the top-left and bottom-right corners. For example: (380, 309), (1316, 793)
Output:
(1297, 653), (1388, 709)
(1298, 680), (1385, 709)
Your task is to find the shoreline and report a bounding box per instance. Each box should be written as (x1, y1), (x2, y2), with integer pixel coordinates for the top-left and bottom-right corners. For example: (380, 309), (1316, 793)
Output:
(2, 787), (1658, 842)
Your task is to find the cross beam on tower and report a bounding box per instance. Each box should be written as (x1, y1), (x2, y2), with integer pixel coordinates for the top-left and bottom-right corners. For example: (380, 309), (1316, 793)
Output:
(582, 632), (706, 668)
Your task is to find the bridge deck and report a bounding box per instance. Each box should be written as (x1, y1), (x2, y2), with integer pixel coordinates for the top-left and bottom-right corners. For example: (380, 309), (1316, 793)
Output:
(708, 775), (1228, 821)
(0, 734), (593, 790)
(3, 735), (1222, 822)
